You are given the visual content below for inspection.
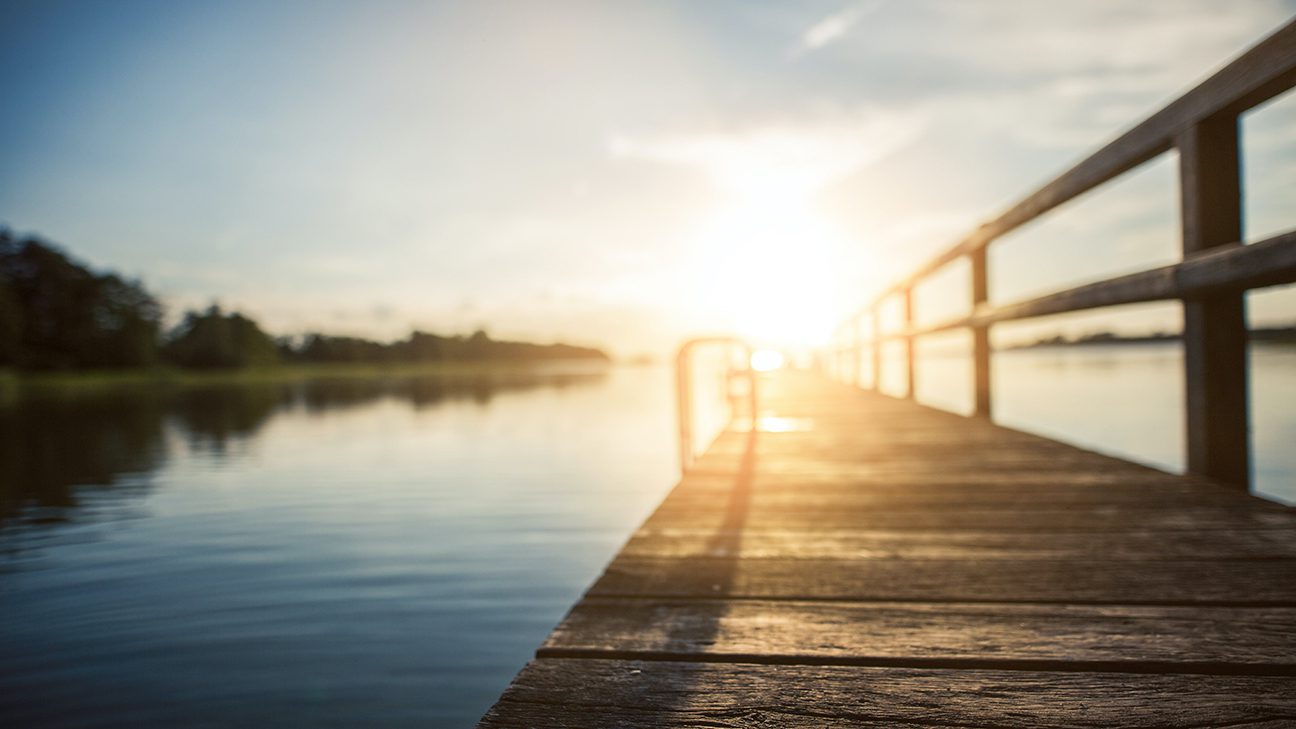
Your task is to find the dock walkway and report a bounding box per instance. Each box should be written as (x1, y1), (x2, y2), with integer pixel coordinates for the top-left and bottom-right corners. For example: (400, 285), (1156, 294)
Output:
(480, 370), (1296, 727)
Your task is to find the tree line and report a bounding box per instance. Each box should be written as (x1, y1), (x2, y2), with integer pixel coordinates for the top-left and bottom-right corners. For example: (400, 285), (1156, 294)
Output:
(0, 230), (608, 370)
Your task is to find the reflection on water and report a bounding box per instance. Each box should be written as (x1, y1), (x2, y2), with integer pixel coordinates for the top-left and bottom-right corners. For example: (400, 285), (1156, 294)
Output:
(2, 370), (609, 524)
(5, 350), (1292, 726)
(0, 365), (678, 727)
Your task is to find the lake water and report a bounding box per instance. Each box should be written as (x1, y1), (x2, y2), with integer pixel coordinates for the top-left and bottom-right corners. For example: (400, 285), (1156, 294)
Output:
(1, 366), (679, 727)
(2, 347), (1293, 727)
(908, 342), (1296, 505)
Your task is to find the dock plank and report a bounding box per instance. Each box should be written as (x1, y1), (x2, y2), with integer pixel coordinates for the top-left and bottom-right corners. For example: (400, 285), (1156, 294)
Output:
(541, 599), (1296, 670)
(590, 556), (1296, 604)
(479, 371), (1296, 726)
(641, 504), (1294, 531)
(622, 527), (1296, 560)
(480, 659), (1296, 728)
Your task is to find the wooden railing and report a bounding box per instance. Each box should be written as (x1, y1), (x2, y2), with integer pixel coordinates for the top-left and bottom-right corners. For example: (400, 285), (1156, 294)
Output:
(827, 18), (1296, 489)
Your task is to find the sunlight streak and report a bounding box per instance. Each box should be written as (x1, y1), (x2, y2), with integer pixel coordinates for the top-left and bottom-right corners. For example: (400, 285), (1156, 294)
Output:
(750, 349), (785, 372)
(689, 147), (854, 347)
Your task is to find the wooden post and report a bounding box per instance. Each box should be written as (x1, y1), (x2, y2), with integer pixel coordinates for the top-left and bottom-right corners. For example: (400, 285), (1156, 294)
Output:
(1177, 113), (1249, 488)
(902, 289), (916, 399)
(851, 316), (861, 388)
(871, 308), (882, 391)
(675, 347), (693, 474)
(971, 248), (992, 418)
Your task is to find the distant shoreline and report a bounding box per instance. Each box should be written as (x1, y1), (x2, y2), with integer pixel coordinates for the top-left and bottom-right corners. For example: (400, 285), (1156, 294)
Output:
(1009, 327), (1296, 350)
(0, 359), (612, 399)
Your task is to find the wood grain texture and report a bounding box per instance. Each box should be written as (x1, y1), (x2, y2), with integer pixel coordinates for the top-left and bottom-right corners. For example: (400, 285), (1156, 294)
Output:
(591, 556), (1296, 604)
(480, 659), (1296, 728)
(640, 504), (1295, 532)
(662, 482), (1276, 508)
(622, 527), (1296, 560)
(1179, 113), (1249, 487)
(479, 370), (1296, 725)
(478, 24), (1296, 722)
(542, 599), (1296, 669)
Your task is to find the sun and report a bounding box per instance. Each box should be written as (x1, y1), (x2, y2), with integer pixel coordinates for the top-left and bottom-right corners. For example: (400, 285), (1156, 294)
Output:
(686, 153), (847, 348)
(613, 125), (883, 348)
(750, 349), (785, 372)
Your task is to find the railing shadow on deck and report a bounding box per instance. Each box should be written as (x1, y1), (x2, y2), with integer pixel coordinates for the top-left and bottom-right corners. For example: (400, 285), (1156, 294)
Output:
(536, 339), (760, 703)
(633, 337), (759, 706)
(827, 18), (1296, 490)
(673, 338), (761, 572)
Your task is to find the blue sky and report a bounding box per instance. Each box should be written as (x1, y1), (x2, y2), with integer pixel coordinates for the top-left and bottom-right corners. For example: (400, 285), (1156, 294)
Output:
(2, 0), (1293, 354)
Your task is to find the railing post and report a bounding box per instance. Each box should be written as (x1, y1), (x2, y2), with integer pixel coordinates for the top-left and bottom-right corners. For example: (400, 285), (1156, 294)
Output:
(902, 288), (916, 399)
(675, 347), (693, 473)
(871, 307), (882, 391)
(970, 248), (992, 418)
(851, 316), (862, 388)
(1177, 113), (1249, 488)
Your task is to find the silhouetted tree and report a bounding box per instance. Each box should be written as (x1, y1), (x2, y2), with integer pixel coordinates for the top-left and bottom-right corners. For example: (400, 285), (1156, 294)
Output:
(0, 279), (21, 367)
(0, 227), (611, 371)
(0, 230), (161, 369)
(295, 333), (393, 363)
(283, 327), (609, 364)
(396, 331), (446, 361)
(163, 305), (279, 369)
(464, 328), (492, 359)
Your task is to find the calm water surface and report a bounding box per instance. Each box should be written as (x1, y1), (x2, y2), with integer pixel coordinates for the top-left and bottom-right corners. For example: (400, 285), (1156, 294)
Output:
(3, 349), (1293, 727)
(913, 342), (1296, 504)
(1, 366), (678, 727)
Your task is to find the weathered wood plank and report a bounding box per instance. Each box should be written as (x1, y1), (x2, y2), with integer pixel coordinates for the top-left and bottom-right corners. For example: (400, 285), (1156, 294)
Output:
(481, 367), (1296, 724)
(664, 479), (1277, 509)
(591, 557), (1296, 604)
(542, 599), (1296, 669)
(480, 659), (1296, 728)
(682, 464), (1216, 488)
(640, 504), (1296, 532)
(482, 22), (1296, 722)
(623, 527), (1296, 560)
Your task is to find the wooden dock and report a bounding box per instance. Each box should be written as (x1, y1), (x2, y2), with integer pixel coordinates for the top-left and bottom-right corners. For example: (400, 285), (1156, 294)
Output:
(479, 370), (1296, 727)
(480, 21), (1296, 726)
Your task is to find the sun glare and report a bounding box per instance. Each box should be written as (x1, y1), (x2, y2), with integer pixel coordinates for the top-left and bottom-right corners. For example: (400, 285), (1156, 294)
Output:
(750, 349), (785, 372)
(683, 137), (851, 347)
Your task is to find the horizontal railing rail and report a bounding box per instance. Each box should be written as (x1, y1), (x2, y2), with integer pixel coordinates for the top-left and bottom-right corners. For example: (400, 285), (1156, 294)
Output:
(828, 18), (1296, 489)
(873, 230), (1296, 341)
(675, 337), (757, 474)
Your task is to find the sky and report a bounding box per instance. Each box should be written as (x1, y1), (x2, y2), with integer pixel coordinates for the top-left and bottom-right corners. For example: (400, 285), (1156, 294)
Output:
(1, 0), (1294, 356)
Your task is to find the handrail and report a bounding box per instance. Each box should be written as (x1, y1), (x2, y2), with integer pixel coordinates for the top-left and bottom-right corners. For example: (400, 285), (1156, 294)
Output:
(675, 337), (757, 474)
(870, 230), (1296, 341)
(858, 19), (1296, 311)
(830, 18), (1296, 489)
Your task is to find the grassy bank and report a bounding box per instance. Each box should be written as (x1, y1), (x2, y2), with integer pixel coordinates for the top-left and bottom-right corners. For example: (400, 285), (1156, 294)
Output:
(3, 360), (610, 394)
(0, 368), (17, 405)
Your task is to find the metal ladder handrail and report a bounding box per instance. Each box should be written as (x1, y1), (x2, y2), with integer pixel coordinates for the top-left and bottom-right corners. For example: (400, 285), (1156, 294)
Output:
(675, 337), (758, 474)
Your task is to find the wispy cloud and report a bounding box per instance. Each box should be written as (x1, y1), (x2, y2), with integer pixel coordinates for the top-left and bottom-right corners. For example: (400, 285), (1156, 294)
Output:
(608, 109), (920, 199)
(791, 2), (880, 57)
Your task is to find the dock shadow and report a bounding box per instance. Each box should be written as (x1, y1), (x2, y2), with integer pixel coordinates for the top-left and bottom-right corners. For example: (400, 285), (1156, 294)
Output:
(647, 424), (760, 714)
